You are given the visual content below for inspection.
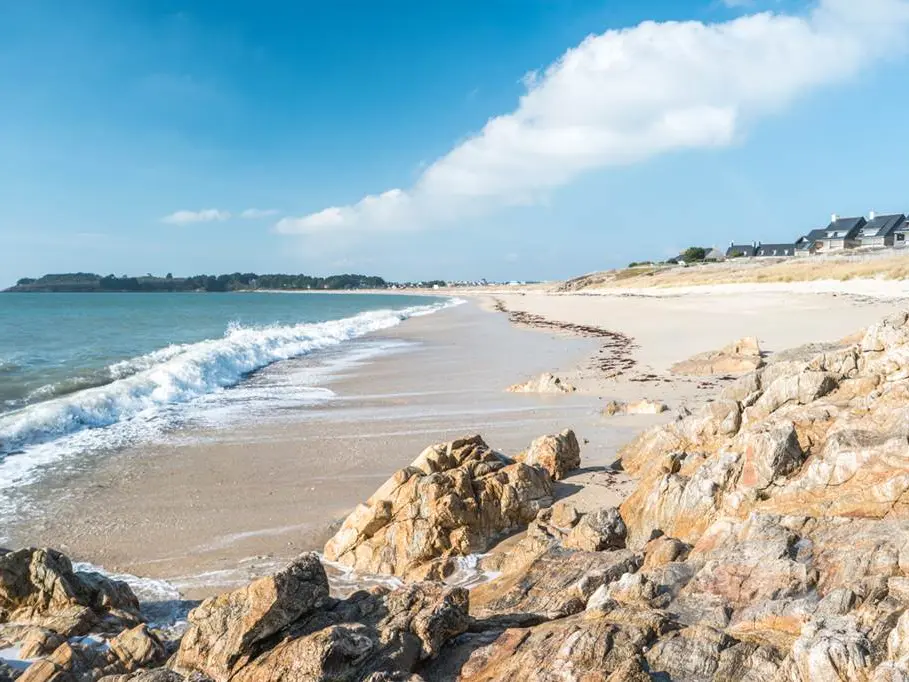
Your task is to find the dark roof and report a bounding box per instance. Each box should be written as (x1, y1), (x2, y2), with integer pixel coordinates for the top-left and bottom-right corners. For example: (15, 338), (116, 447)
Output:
(755, 243), (796, 257)
(860, 214), (907, 238)
(822, 216), (866, 240)
(725, 243), (756, 257)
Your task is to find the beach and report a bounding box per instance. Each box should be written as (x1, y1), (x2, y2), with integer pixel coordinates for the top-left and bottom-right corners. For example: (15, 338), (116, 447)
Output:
(4, 284), (905, 598)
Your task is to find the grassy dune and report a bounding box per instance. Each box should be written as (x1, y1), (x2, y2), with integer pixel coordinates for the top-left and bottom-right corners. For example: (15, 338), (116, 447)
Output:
(562, 251), (909, 291)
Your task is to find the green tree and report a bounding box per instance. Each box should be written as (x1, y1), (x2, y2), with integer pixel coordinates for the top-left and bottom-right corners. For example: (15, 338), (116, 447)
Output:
(680, 247), (707, 263)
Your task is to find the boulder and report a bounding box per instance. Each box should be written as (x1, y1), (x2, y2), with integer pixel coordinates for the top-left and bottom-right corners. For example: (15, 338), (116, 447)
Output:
(670, 337), (763, 376)
(324, 435), (556, 579)
(108, 625), (166, 673)
(173, 552), (329, 680)
(506, 373), (576, 394)
(0, 549), (141, 637)
(602, 399), (668, 416)
(516, 429), (581, 481)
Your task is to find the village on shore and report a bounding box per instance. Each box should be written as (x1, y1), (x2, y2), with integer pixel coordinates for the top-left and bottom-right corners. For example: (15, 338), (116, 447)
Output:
(723, 210), (909, 260)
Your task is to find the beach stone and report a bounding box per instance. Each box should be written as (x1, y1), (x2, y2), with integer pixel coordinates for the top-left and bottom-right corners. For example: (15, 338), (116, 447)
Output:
(0, 548), (141, 637)
(670, 336), (763, 376)
(602, 399), (668, 416)
(173, 553), (329, 681)
(506, 372), (576, 394)
(516, 429), (581, 481)
(323, 435), (555, 580)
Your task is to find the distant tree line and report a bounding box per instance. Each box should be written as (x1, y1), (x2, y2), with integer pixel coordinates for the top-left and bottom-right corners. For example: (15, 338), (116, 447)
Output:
(7, 272), (389, 293)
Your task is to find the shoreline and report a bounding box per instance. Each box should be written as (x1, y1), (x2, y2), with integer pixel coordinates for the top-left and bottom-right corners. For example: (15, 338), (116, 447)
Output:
(3, 282), (906, 601)
(4, 300), (638, 598)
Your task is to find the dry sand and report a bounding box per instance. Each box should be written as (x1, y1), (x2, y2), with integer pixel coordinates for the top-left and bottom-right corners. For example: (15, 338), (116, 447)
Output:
(6, 284), (905, 598)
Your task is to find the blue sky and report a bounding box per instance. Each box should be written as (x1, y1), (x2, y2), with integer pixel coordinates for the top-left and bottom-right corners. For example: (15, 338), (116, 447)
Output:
(1, 0), (908, 284)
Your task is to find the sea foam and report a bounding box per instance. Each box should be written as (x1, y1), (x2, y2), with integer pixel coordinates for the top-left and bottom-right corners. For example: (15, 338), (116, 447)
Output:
(0, 298), (461, 473)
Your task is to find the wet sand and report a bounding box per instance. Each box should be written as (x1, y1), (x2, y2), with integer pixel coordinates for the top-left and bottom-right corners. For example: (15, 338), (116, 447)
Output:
(5, 301), (641, 597)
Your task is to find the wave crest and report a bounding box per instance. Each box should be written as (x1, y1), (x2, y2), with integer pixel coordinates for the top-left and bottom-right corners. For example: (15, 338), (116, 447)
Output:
(0, 300), (458, 457)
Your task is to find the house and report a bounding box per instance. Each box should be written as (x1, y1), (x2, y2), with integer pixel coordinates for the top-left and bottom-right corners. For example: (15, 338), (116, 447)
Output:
(754, 243), (796, 258)
(857, 212), (906, 248)
(795, 229), (828, 256)
(704, 248), (725, 262)
(894, 218), (909, 247)
(804, 214), (866, 252)
(725, 242), (757, 258)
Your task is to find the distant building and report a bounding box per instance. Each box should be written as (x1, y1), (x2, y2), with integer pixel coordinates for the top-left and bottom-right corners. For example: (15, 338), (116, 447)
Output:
(725, 242), (757, 258)
(801, 214), (866, 252)
(857, 212), (907, 248)
(704, 248), (725, 262)
(755, 243), (796, 258)
(894, 218), (909, 247)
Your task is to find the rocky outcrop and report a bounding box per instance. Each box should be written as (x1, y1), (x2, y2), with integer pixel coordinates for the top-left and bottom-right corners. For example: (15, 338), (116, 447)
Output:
(171, 553), (470, 682)
(0, 548), (141, 637)
(506, 373), (576, 394)
(671, 336), (764, 376)
(323, 435), (562, 580)
(14, 312), (909, 681)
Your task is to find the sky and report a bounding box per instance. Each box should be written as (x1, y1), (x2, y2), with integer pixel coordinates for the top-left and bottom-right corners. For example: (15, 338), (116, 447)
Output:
(2, 0), (909, 285)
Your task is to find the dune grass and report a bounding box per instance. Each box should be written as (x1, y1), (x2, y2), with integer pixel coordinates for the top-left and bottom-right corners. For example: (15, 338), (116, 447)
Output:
(565, 251), (909, 291)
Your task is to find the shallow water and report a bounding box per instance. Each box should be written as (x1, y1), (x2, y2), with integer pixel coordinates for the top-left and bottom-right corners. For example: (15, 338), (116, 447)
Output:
(0, 292), (452, 509)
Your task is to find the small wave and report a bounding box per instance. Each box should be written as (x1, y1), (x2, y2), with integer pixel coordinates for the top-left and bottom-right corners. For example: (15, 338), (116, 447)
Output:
(0, 299), (459, 458)
(72, 561), (191, 631)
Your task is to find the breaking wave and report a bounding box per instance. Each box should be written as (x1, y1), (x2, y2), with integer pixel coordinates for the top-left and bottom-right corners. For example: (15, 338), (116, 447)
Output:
(0, 299), (460, 459)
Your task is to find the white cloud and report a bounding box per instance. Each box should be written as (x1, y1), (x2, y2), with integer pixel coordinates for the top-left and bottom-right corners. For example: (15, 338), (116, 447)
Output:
(240, 208), (280, 219)
(277, 0), (909, 236)
(162, 209), (231, 225)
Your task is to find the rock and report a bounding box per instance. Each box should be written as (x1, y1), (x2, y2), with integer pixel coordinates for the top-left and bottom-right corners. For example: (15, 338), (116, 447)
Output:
(602, 399), (668, 416)
(563, 507), (627, 552)
(229, 582), (469, 682)
(108, 625), (166, 672)
(671, 337), (763, 376)
(324, 435), (555, 579)
(423, 609), (674, 681)
(17, 628), (65, 660)
(0, 549), (141, 637)
(470, 546), (642, 620)
(516, 429), (581, 481)
(645, 624), (735, 681)
(506, 373), (576, 394)
(18, 640), (123, 682)
(173, 553), (329, 681)
(98, 672), (186, 682)
(0, 661), (22, 682)
(785, 617), (875, 681)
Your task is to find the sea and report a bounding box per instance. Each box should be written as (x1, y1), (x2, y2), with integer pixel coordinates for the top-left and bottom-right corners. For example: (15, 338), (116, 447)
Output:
(0, 291), (456, 513)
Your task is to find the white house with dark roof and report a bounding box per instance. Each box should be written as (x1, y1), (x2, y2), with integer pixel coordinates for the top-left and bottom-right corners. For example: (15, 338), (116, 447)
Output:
(797, 214), (866, 253)
(725, 242), (757, 258)
(857, 212), (906, 248)
(755, 243), (796, 258)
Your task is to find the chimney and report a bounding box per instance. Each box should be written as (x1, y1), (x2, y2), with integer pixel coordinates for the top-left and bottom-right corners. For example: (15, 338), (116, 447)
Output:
(831, 213), (839, 223)
(869, 210), (876, 221)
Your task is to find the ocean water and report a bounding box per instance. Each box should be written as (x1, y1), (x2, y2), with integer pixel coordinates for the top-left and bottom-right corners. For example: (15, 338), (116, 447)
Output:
(0, 292), (454, 500)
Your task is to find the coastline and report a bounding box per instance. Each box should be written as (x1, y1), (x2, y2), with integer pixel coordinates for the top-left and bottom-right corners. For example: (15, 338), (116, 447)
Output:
(3, 300), (638, 598)
(4, 283), (905, 600)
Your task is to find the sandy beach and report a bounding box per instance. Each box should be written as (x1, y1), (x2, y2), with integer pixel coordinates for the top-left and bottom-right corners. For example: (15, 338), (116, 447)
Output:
(4, 284), (906, 598)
